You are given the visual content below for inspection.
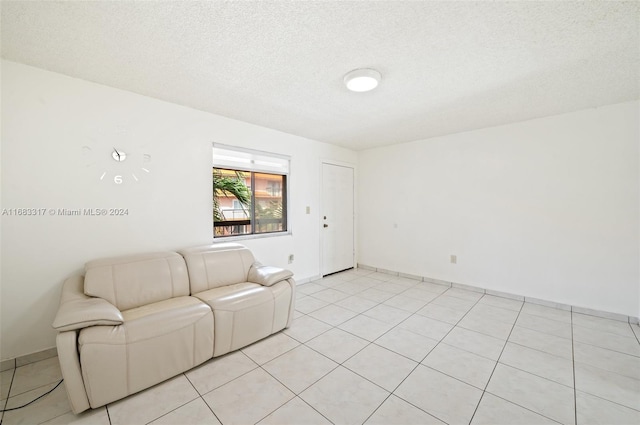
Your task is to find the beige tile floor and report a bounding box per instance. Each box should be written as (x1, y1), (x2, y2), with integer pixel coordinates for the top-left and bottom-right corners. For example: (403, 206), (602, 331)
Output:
(2, 268), (639, 424)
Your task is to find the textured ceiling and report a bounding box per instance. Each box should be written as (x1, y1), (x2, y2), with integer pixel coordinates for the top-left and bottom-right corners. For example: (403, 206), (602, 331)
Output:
(2, 1), (639, 150)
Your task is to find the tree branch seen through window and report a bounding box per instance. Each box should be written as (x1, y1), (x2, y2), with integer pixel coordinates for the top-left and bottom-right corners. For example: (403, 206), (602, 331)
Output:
(213, 168), (287, 237)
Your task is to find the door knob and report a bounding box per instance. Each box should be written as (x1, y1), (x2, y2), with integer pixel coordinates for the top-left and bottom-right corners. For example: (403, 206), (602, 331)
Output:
(323, 224), (329, 228)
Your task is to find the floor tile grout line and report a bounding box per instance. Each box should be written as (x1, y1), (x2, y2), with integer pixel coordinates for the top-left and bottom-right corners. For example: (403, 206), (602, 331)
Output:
(181, 371), (224, 425)
(571, 318), (635, 332)
(506, 339), (573, 362)
(278, 395), (335, 425)
(307, 292), (399, 328)
(0, 367), (17, 419)
(381, 389), (450, 425)
(309, 272), (638, 330)
(576, 334), (640, 359)
(249, 370), (313, 425)
(468, 297), (524, 425)
(187, 353), (261, 399)
(331, 288), (456, 359)
(360, 392), (395, 425)
(3, 363), (64, 401)
(184, 355), (269, 424)
(341, 346), (417, 394)
(572, 358), (640, 382)
(302, 326), (373, 365)
(572, 322), (640, 342)
(417, 363), (490, 394)
(306, 307), (363, 327)
(627, 321), (640, 345)
(297, 286), (421, 367)
(571, 311), (578, 425)
(366, 286), (492, 425)
(327, 315), (430, 376)
(334, 283), (502, 366)
(426, 326), (634, 412)
(514, 321), (573, 342)
(478, 308), (582, 424)
(241, 335), (302, 367)
(140, 393), (199, 425)
(186, 350), (297, 424)
(105, 402), (112, 425)
(385, 363), (459, 425)
(317, 287), (427, 357)
(2, 377), (66, 411)
(571, 338), (640, 359)
(357, 343), (452, 425)
(257, 342), (341, 390)
(480, 391), (566, 425)
(573, 388), (640, 414)
(519, 310), (573, 326)
(454, 321), (514, 342)
(268, 277), (427, 423)
(5, 367), (16, 405)
(413, 290), (482, 347)
(349, 348), (437, 423)
(369, 337), (435, 364)
(572, 310), (638, 327)
(290, 278), (454, 423)
(108, 374), (204, 425)
(486, 359), (577, 391)
(284, 320), (335, 345)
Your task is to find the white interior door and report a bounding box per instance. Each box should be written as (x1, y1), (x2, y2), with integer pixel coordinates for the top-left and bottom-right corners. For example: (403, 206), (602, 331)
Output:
(321, 163), (354, 276)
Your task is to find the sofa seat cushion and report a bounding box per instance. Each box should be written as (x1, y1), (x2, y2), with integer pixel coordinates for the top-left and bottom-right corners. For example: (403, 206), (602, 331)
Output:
(78, 296), (213, 408)
(195, 281), (293, 356)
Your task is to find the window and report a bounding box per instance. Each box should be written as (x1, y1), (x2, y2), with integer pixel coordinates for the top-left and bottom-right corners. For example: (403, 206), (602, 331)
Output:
(213, 145), (289, 238)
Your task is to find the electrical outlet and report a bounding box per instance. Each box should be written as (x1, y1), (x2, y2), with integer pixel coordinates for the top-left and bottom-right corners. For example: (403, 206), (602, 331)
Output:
(288, 254), (294, 264)
(450, 254), (457, 264)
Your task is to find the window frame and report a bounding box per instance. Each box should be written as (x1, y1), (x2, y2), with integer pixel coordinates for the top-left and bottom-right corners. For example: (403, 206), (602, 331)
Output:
(212, 144), (291, 240)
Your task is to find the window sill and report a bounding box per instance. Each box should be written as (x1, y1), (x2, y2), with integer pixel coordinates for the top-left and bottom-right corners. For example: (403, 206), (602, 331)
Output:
(212, 231), (291, 243)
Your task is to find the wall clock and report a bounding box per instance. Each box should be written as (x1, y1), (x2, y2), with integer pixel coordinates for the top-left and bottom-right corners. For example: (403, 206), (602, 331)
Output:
(82, 145), (152, 185)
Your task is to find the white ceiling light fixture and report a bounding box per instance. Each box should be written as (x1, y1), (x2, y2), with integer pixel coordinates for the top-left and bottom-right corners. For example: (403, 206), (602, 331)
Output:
(344, 68), (381, 92)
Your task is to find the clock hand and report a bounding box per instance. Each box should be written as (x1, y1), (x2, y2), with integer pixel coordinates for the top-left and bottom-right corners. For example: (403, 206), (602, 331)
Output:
(113, 148), (120, 161)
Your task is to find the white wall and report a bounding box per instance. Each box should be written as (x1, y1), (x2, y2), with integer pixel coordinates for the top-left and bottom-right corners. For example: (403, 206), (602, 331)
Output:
(359, 101), (639, 318)
(0, 60), (357, 361)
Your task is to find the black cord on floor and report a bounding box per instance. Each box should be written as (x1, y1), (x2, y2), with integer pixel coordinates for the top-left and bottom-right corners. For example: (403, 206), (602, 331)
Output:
(0, 379), (64, 412)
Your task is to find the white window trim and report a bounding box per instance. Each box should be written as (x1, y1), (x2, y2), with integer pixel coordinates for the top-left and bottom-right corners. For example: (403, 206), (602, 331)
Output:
(213, 143), (290, 175)
(212, 143), (291, 241)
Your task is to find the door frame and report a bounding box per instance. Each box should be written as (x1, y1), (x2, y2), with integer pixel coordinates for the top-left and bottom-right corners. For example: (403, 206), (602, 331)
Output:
(319, 160), (356, 277)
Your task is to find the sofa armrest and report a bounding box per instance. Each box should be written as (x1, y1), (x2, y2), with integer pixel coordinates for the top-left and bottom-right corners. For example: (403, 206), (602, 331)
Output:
(52, 275), (123, 332)
(57, 331), (91, 413)
(248, 263), (293, 287)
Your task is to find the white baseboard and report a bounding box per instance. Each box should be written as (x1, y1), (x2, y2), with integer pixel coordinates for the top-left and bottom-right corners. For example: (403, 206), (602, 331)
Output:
(357, 263), (640, 325)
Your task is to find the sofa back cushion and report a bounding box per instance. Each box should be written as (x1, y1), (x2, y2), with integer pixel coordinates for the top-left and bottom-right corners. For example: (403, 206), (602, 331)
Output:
(84, 252), (189, 311)
(180, 243), (255, 293)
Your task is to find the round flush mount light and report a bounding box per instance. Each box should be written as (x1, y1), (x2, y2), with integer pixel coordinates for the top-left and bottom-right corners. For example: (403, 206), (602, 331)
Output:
(344, 68), (381, 92)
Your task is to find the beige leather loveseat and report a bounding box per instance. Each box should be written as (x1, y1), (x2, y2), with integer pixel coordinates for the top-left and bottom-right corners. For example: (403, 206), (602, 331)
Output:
(52, 243), (295, 414)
